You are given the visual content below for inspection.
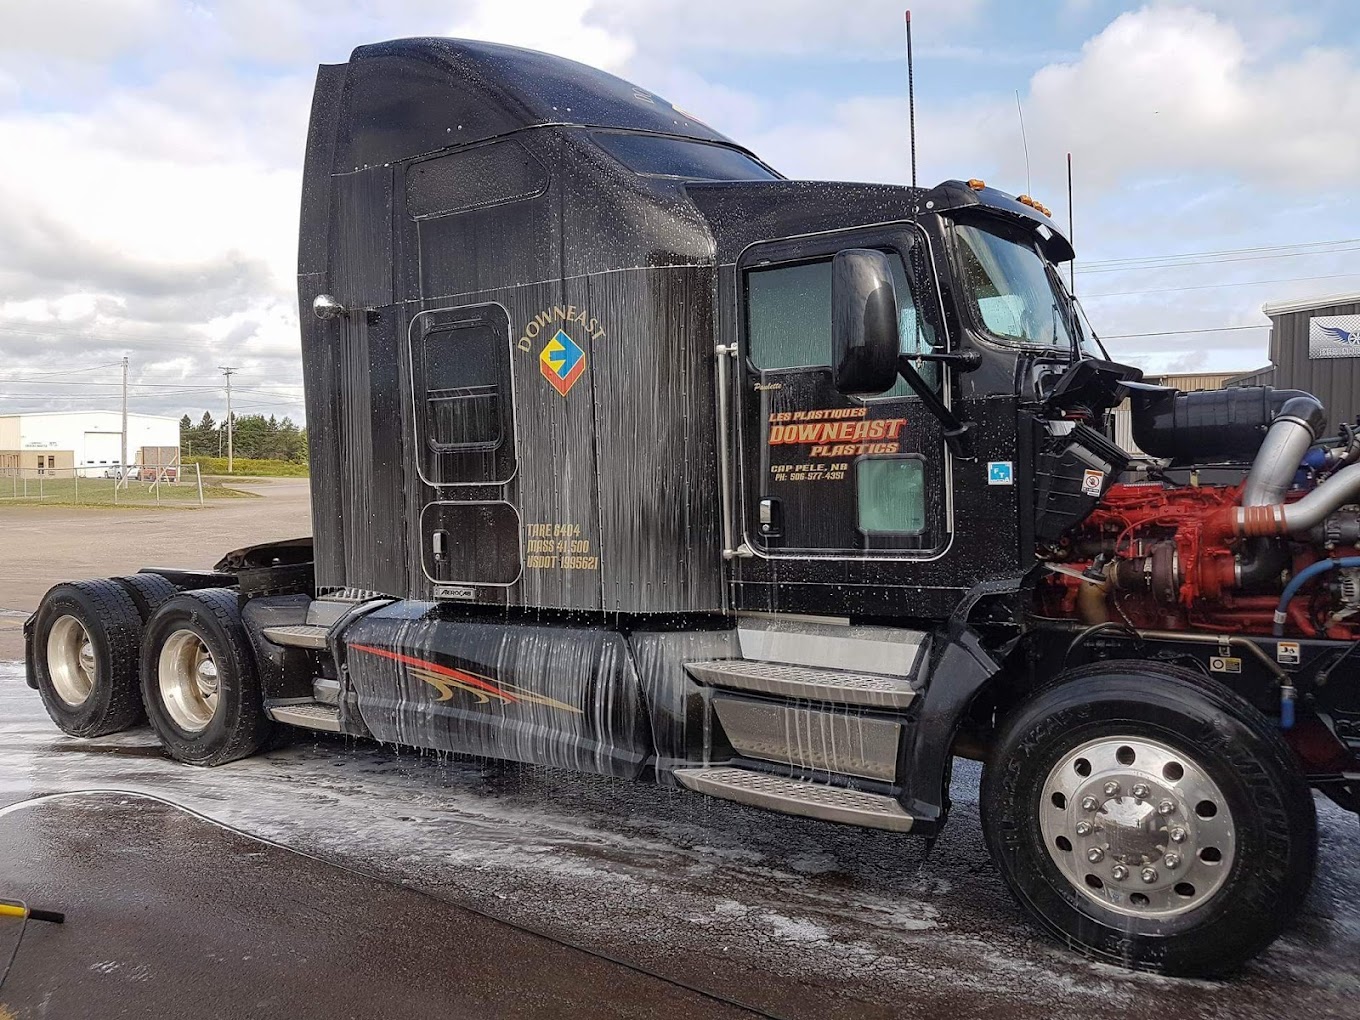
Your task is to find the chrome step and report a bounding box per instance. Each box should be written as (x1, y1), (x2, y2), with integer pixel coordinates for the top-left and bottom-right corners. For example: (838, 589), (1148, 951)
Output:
(673, 766), (914, 832)
(267, 703), (342, 732)
(687, 659), (918, 709)
(262, 624), (329, 650)
(312, 677), (341, 706)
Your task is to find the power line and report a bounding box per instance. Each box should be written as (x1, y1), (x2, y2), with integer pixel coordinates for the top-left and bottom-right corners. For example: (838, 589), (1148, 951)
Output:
(1103, 324), (1268, 340)
(1078, 244), (1360, 275)
(1083, 270), (1360, 300)
(0, 378), (301, 397)
(1079, 236), (1360, 270)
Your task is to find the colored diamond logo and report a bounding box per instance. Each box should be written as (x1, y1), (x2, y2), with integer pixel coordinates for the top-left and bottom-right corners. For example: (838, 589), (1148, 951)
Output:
(539, 329), (586, 396)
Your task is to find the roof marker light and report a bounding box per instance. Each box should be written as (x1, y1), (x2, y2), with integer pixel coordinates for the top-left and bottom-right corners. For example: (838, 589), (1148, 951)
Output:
(967, 178), (986, 190)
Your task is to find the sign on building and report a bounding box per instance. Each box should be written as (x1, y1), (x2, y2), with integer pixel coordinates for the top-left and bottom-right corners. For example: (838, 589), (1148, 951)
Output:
(1308, 314), (1360, 359)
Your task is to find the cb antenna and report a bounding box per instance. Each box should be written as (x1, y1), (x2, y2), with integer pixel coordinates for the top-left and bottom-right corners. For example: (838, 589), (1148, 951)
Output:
(1067, 151), (1076, 293)
(1015, 90), (1031, 196)
(905, 10), (917, 191)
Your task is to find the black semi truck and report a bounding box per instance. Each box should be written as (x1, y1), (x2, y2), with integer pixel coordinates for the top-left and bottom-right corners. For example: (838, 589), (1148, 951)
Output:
(26, 39), (1360, 976)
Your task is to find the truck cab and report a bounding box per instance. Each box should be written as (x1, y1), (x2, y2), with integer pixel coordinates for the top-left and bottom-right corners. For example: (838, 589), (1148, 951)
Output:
(26, 38), (1354, 977)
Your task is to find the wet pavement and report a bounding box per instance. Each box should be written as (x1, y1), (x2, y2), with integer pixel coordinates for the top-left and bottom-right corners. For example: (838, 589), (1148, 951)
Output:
(0, 794), (751, 1019)
(2, 661), (1359, 1019)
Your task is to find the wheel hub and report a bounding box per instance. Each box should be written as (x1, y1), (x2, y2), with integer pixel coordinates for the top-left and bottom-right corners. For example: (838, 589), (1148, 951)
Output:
(1040, 736), (1236, 919)
(158, 630), (220, 733)
(1092, 794), (1162, 865)
(47, 615), (96, 707)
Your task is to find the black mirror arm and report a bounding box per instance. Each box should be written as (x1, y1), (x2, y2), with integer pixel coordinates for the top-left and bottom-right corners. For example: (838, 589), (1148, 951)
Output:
(894, 355), (976, 462)
(910, 349), (982, 372)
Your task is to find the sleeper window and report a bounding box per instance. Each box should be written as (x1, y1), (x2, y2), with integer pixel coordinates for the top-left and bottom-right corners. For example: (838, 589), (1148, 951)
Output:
(421, 323), (502, 450)
(411, 304), (516, 486)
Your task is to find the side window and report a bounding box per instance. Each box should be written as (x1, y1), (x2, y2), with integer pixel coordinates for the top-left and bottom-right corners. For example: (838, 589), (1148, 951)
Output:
(747, 253), (940, 392)
(411, 304), (515, 485)
(748, 260), (831, 371)
(856, 457), (926, 535)
(421, 323), (502, 451)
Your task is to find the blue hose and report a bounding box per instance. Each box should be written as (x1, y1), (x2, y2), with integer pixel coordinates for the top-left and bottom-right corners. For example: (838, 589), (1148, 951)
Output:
(1272, 556), (1360, 636)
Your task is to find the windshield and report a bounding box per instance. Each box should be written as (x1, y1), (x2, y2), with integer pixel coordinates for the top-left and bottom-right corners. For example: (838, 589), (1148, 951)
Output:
(952, 219), (1075, 350)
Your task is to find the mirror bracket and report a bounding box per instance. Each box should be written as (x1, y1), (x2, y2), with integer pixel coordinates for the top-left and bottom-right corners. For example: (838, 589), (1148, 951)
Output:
(895, 355), (976, 462)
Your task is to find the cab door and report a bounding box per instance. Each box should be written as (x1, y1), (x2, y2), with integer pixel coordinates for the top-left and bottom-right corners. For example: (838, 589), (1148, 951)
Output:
(728, 224), (960, 617)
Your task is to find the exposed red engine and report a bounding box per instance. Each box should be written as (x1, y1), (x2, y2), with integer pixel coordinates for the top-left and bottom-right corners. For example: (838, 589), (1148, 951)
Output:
(1040, 481), (1360, 640)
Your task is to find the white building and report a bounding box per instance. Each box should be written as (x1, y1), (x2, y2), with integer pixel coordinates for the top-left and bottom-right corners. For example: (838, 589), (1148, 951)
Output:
(0, 411), (180, 474)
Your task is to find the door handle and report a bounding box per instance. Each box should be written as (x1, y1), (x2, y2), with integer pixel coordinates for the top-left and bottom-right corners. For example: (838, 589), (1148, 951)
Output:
(432, 529), (449, 563)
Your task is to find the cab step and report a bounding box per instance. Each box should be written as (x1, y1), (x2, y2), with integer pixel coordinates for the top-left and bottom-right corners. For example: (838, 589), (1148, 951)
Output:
(686, 659), (918, 709)
(266, 702), (342, 732)
(673, 766), (914, 832)
(261, 623), (329, 650)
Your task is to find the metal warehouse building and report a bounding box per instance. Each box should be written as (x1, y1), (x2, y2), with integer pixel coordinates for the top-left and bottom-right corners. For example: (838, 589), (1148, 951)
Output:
(0, 411), (180, 475)
(1230, 293), (1360, 435)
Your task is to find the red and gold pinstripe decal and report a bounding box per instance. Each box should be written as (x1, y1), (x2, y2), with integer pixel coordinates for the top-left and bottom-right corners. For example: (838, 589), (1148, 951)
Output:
(350, 643), (582, 715)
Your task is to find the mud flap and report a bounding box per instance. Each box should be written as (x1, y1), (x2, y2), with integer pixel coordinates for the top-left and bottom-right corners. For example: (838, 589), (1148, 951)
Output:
(23, 611), (36, 689)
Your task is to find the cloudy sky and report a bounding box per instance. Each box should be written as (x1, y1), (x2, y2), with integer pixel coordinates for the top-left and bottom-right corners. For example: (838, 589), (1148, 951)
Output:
(2, 0), (1358, 423)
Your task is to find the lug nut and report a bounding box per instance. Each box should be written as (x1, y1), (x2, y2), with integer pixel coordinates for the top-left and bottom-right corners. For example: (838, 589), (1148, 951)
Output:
(1157, 800), (1176, 816)
(1104, 781), (1121, 796)
(1141, 867), (1159, 884)
(1081, 796), (1100, 811)
(1164, 853), (1181, 869)
(1169, 826), (1187, 843)
(1131, 783), (1150, 799)
(1075, 821), (1093, 836)
(1111, 864), (1129, 881)
(1087, 847), (1105, 863)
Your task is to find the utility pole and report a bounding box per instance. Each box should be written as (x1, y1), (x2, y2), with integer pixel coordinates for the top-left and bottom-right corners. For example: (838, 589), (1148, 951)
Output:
(119, 356), (129, 489)
(219, 367), (237, 473)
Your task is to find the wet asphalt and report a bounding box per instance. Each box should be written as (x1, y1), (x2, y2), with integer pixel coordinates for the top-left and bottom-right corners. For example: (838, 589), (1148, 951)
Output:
(2, 664), (1359, 1020)
(0, 794), (750, 1019)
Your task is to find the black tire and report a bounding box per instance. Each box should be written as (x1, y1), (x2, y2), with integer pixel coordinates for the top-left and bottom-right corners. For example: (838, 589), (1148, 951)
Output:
(112, 573), (180, 623)
(31, 580), (146, 737)
(140, 588), (274, 766)
(981, 661), (1316, 977)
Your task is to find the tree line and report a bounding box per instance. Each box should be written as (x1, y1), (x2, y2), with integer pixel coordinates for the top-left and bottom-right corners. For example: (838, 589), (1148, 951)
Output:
(180, 412), (308, 463)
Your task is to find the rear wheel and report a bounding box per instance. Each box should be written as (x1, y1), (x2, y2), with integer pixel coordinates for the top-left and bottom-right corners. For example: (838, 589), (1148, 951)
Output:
(140, 588), (273, 766)
(111, 573), (180, 623)
(981, 661), (1316, 977)
(32, 580), (145, 737)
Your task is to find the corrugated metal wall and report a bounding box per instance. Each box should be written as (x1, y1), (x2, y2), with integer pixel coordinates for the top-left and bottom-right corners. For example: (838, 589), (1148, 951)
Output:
(1145, 372), (1241, 392)
(1267, 298), (1360, 434)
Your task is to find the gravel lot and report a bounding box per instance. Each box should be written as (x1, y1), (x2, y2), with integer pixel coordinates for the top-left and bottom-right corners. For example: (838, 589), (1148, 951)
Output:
(0, 478), (311, 659)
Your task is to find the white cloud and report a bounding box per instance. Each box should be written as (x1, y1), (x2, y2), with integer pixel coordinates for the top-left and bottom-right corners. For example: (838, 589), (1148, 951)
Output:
(451, 0), (634, 71)
(1020, 6), (1360, 192)
(0, 0), (174, 60)
(593, 0), (981, 57)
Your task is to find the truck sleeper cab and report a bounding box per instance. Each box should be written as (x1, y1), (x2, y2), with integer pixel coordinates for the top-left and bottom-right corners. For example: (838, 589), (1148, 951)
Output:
(25, 39), (1349, 978)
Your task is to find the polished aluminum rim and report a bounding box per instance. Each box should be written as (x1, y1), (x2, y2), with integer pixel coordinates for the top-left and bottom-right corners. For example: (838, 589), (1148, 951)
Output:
(1040, 736), (1236, 919)
(158, 630), (220, 733)
(47, 615), (96, 707)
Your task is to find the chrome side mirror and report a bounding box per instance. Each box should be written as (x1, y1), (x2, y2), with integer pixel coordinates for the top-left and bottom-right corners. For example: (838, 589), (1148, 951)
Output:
(312, 294), (348, 320)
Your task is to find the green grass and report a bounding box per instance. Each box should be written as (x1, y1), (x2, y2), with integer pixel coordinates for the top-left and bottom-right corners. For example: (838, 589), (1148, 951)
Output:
(0, 477), (257, 507)
(184, 456), (309, 477)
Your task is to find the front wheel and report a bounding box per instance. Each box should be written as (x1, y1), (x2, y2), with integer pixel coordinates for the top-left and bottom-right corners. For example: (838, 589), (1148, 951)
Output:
(981, 661), (1316, 977)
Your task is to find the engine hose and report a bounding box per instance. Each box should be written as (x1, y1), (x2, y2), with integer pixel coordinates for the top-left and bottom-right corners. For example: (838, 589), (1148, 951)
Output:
(1272, 556), (1360, 637)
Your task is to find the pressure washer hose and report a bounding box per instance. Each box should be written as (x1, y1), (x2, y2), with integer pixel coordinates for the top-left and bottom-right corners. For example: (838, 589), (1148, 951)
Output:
(0, 903), (63, 924)
(1272, 556), (1360, 637)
